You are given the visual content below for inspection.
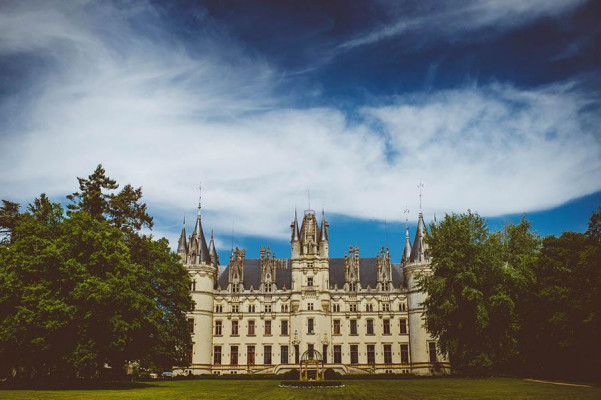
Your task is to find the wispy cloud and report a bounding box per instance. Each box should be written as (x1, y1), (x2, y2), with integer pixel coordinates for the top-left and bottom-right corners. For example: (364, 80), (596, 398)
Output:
(340, 0), (588, 50)
(0, 1), (599, 250)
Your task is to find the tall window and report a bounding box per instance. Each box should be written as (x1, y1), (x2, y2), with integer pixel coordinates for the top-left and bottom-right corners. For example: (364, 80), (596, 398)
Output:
(214, 346), (222, 365)
(333, 319), (341, 335)
(307, 277), (313, 287)
(281, 345), (289, 364)
(367, 345), (375, 364)
(365, 303), (374, 312)
(231, 320), (239, 336)
(383, 344), (392, 364)
(350, 319), (358, 335)
(332, 304), (341, 312)
(322, 344), (328, 364)
(428, 342), (437, 363)
(281, 320), (289, 335)
(248, 304), (256, 313)
(294, 345), (300, 364)
(265, 320), (271, 335)
(248, 320), (255, 336)
(191, 280), (196, 291)
(367, 319), (374, 335)
(247, 345), (255, 365)
(215, 320), (222, 336)
(281, 304), (289, 312)
(350, 345), (358, 364)
(231, 346), (238, 365)
(188, 318), (194, 334)
(264, 345), (272, 365)
(400, 319), (408, 334)
(333, 345), (342, 363)
(307, 318), (314, 334)
(400, 344), (409, 364)
(215, 304), (223, 313)
(349, 283), (357, 291)
(383, 319), (390, 335)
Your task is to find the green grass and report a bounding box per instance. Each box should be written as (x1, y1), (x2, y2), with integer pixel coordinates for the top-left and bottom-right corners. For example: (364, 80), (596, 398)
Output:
(0, 378), (599, 400)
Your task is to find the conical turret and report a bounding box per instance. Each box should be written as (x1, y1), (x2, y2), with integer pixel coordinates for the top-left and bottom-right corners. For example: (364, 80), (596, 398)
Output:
(409, 212), (429, 263)
(209, 230), (219, 266)
(402, 225), (412, 264)
(291, 209), (300, 241)
(177, 216), (187, 253)
(319, 209), (328, 242)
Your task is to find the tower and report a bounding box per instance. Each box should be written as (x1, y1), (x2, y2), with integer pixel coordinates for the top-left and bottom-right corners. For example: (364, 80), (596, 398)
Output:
(185, 189), (217, 373)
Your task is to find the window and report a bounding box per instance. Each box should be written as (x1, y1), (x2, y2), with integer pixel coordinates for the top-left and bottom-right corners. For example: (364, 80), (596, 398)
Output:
(333, 319), (341, 335)
(214, 346), (222, 365)
(294, 345), (300, 364)
(281, 345), (289, 364)
(322, 344), (328, 363)
(308, 344), (314, 359)
(428, 342), (437, 363)
(264, 345), (272, 365)
(231, 320), (239, 336)
(248, 304), (256, 313)
(307, 318), (314, 334)
(232, 283), (239, 293)
(247, 345), (255, 365)
(265, 320), (271, 335)
(400, 302), (406, 312)
(265, 283), (272, 293)
(400, 344), (409, 364)
(231, 346), (238, 365)
(367, 345), (375, 364)
(265, 304), (272, 313)
(215, 320), (222, 336)
(349, 304), (357, 312)
(215, 304), (223, 313)
(382, 283), (389, 291)
(367, 319), (374, 335)
(350, 319), (358, 335)
(350, 345), (358, 364)
(248, 320), (255, 336)
(191, 280), (196, 291)
(307, 302), (314, 311)
(400, 319), (408, 334)
(349, 282), (357, 291)
(232, 304), (239, 313)
(188, 318), (194, 334)
(383, 344), (392, 364)
(382, 303), (390, 312)
(383, 319), (390, 335)
(187, 343), (193, 364)
(332, 304), (340, 312)
(365, 303), (374, 312)
(307, 277), (313, 287)
(281, 320), (289, 336)
(334, 345), (342, 363)
(281, 304), (289, 312)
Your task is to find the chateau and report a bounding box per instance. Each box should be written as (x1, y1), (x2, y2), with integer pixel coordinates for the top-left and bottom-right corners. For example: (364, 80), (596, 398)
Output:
(173, 201), (450, 376)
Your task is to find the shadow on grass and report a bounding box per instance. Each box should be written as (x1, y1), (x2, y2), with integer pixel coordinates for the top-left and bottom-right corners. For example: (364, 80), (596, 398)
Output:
(0, 380), (166, 391)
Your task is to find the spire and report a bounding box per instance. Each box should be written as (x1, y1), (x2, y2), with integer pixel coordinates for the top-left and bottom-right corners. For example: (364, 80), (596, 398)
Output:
(319, 208), (328, 242)
(409, 212), (429, 263)
(209, 229), (219, 265)
(191, 185), (211, 264)
(291, 209), (300, 241)
(402, 206), (411, 263)
(177, 215), (187, 253)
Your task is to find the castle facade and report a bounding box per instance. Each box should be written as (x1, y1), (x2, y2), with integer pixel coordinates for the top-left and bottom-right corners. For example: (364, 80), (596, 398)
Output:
(173, 203), (450, 375)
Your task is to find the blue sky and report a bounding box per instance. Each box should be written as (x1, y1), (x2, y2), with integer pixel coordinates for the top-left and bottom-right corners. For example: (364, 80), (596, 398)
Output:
(0, 0), (600, 262)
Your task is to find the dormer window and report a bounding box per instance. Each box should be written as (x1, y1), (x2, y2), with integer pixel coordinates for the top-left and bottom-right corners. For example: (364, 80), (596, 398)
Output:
(307, 277), (313, 287)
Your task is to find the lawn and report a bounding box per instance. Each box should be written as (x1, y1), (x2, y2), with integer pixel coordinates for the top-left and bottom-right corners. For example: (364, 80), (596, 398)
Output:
(0, 378), (599, 400)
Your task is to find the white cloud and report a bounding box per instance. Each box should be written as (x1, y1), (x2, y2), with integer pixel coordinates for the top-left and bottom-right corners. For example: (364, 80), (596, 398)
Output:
(0, 1), (599, 249)
(341, 0), (587, 50)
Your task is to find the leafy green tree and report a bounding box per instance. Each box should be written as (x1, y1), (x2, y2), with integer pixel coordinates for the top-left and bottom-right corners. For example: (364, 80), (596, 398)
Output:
(0, 200), (20, 244)
(0, 168), (192, 382)
(420, 212), (539, 375)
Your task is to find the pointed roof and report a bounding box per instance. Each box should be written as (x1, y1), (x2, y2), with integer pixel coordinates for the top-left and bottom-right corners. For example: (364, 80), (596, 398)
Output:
(409, 212), (429, 263)
(209, 230), (219, 264)
(319, 209), (328, 242)
(177, 216), (187, 253)
(192, 207), (211, 264)
(291, 209), (300, 241)
(402, 225), (411, 263)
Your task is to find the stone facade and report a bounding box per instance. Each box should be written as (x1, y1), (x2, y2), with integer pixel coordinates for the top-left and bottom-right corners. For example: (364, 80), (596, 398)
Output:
(174, 204), (450, 375)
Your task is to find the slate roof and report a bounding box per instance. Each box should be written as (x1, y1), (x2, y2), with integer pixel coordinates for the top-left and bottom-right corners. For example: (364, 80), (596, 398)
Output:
(217, 258), (404, 290)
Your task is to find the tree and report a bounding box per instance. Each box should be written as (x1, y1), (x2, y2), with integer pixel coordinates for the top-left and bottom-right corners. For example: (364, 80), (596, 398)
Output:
(0, 200), (20, 244)
(0, 168), (192, 383)
(420, 212), (539, 375)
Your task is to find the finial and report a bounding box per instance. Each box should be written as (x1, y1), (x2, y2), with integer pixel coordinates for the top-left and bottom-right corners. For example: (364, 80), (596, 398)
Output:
(197, 182), (202, 215)
(307, 189), (311, 211)
(403, 205), (410, 233)
(183, 214), (186, 226)
(418, 179), (424, 213)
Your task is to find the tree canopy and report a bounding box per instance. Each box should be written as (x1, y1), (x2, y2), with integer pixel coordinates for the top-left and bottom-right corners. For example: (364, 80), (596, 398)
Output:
(0, 165), (193, 382)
